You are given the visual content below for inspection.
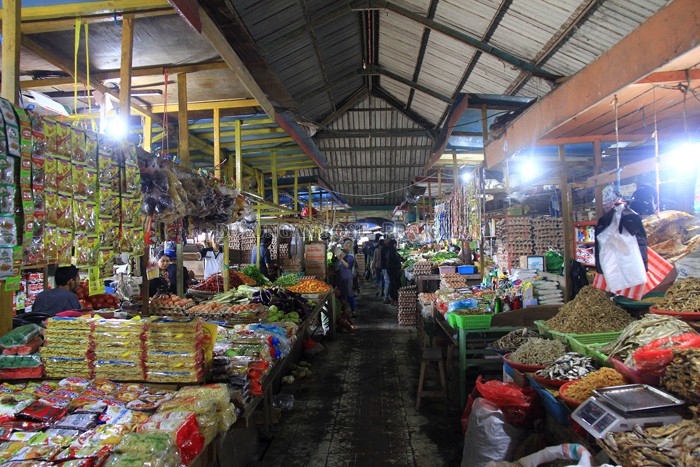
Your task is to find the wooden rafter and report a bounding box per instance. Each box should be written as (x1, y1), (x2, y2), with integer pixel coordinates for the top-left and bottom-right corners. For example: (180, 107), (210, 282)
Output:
(361, 65), (453, 104)
(406, 0), (439, 110)
(372, 86), (436, 132)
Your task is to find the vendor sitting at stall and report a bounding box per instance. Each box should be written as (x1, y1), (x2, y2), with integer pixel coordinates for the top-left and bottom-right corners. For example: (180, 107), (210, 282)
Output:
(32, 265), (81, 316)
(251, 234), (275, 278)
(156, 250), (191, 295)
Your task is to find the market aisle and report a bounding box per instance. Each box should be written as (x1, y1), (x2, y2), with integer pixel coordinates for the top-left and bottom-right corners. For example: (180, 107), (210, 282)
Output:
(249, 287), (463, 467)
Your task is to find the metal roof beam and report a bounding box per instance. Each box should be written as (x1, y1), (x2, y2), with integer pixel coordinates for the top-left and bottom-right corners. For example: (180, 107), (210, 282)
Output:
(484, 0), (700, 169)
(151, 99), (259, 113)
(506, 0), (599, 95)
(326, 164), (421, 169)
(406, 0), (439, 110)
(318, 145), (431, 152)
(295, 70), (360, 105)
(315, 129), (430, 138)
(319, 87), (368, 128)
(353, 0), (560, 82)
(372, 86), (436, 132)
(361, 65), (453, 104)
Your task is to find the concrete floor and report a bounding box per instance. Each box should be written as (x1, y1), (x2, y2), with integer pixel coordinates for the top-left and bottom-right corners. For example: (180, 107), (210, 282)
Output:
(250, 288), (464, 467)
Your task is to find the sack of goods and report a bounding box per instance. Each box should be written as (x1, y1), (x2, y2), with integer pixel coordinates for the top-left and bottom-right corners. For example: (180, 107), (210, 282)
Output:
(533, 280), (564, 306)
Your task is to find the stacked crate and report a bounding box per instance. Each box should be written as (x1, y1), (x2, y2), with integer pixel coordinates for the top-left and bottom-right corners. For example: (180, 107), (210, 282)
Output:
(398, 285), (418, 326)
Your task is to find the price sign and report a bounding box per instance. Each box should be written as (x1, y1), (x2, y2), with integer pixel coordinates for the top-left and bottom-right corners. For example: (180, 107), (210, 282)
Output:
(88, 267), (105, 296)
(146, 266), (159, 281)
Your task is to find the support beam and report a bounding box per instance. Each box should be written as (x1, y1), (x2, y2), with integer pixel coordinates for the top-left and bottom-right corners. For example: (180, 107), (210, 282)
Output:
(293, 170), (299, 211)
(199, 6), (276, 118)
(636, 69), (700, 85)
(319, 145), (431, 152)
(361, 65), (453, 104)
(452, 153), (459, 192)
(151, 99), (259, 113)
(177, 73), (190, 167)
(119, 14), (135, 118)
(316, 129), (430, 138)
(559, 145), (574, 301)
(271, 151), (278, 204)
(143, 116), (152, 152)
(484, 0), (700, 168)
(235, 120), (242, 190)
(1, 0), (20, 104)
(319, 87), (368, 128)
(406, 0), (439, 110)
(373, 86), (436, 131)
(0, 0), (170, 22)
(213, 108), (221, 180)
(536, 134), (648, 147)
(352, 0), (560, 81)
(192, 127), (286, 139)
(593, 140), (603, 217)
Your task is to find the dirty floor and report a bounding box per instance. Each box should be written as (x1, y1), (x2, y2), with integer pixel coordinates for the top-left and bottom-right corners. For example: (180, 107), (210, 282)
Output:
(249, 287), (464, 467)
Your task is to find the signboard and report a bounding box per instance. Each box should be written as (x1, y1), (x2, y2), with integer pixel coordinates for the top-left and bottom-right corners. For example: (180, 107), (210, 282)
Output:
(304, 242), (327, 279)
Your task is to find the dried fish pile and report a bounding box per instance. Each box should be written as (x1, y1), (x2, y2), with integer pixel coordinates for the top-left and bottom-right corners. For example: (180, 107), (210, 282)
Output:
(545, 286), (633, 334)
(509, 338), (566, 366)
(600, 406), (700, 466)
(661, 348), (700, 404)
(562, 368), (626, 403)
(599, 315), (695, 366)
(492, 328), (539, 353)
(535, 352), (597, 381)
(654, 277), (700, 312)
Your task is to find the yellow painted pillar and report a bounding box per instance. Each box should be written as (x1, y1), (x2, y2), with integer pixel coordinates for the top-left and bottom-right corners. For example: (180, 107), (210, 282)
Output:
(213, 108), (221, 180)
(223, 229), (230, 292)
(255, 210), (261, 267)
(1, 0), (20, 103)
(143, 116), (152, 152)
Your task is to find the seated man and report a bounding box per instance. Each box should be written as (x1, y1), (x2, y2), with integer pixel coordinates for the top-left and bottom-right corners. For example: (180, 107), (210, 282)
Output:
(32, 266), (81, 316)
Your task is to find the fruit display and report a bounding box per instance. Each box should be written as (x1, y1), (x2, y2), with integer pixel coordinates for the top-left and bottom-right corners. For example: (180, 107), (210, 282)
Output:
(286, 279), (330, 294)
(76, 282), (120, 311)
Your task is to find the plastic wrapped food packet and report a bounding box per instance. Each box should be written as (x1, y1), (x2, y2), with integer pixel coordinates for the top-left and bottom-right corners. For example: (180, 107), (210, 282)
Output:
(115, 432), (177, 456)
(0, 441), (25, 462)
(9, 445), (62, 462)
(70, 424), (130, 448)
(137, 411), (204, 465)
(53, 413), (98, 431)
(0, 325), (42, 349)
(17, 401), (66, 423)
(104, 450), (181, 467)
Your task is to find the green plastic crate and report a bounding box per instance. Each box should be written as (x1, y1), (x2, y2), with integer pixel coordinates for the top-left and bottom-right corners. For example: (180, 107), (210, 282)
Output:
(568, 336), (612, 367)
(447, 312), (493, 330)
(534, 320), (552, 338)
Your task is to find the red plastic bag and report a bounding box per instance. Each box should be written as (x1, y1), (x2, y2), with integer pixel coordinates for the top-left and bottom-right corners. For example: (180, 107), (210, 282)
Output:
(474, 376), (542, 428)
(633, 333), (700, 376)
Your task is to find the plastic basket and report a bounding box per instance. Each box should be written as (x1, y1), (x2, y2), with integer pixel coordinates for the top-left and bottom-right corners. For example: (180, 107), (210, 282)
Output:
(457, 265), (476, 274)
(534, 320), (552, 338)
(439, 266), (456, 274)
(528, 376), (571, 426)
(564, 331), (622, 345)
(447, 312), (492, 330)
(567, 337), (612, 367)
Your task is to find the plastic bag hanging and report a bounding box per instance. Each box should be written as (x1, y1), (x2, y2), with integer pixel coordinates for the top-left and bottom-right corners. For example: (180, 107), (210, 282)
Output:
(596, 204), (647, 291)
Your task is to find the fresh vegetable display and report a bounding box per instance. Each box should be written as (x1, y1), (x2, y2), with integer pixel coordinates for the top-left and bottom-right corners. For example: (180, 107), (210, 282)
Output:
(252, 288), (312, 321)
(274, 274), (300, 287)
(241, 265), (271, 286)
(233, 271), (256, 286)
(190, 273), (244, 293)
(209, 286), (260, 304)
(286, 279), (330, 294)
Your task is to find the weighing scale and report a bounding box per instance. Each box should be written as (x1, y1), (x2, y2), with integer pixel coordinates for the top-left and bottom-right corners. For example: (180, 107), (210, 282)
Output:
(571, 384), (684, 438)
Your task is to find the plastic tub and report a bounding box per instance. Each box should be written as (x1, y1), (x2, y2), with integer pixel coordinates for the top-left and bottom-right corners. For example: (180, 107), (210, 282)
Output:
(439, 266), (456, 274)
(457, 265), (476, 274)
(528, 376), (571, 425)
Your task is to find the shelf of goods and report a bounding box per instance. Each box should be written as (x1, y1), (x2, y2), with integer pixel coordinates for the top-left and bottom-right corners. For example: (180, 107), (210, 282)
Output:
(574, 221), (596, 267)
(495, 217), (564, 268)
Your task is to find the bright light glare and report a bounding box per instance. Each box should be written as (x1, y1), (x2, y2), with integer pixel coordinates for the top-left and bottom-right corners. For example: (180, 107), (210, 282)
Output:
(521, 158), (537, 180)
(461, 171), (472, 183)
(106, 117), (127, 139)
(668, 142), (700, 171)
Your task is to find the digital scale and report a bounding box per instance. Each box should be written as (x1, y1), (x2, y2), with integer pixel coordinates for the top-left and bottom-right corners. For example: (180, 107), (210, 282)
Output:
(571, 384), (685, 438)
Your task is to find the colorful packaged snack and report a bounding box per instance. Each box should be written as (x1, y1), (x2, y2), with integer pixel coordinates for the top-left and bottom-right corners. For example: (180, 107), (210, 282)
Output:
(0, 156), (14, 185)
(0, 215), (17, 247)
(55, 229), (73, 266)
(6, 125), (21, 157)
(71, 129), (86, 164)
(55, 159), (72, 194)
(84, 169), (97, 201)
(9, 445), (62, 462)
(72, 165), (88, 198)
(85, 132), (98, 169)
(55, 195), (73, 229)
(17, 401), (66, 423)
(44, 156), (56, 191)
(55, 123), (72, 159)
(53, 413), (98, 431)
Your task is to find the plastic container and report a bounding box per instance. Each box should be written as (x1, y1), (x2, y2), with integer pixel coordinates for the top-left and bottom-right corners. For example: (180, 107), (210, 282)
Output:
(534, 320), (552, 338)
(609, 357), (660, 386)
(439, 266), (456, 274)
(273, 393), (294, 411)
(457, 265), (476, 274)
(503, 353), (547, 373)
(447, 312), (492, 330)
(567, 337), (612, 367)
(558, 380), (584, 409)
(528, 376), (571, 426)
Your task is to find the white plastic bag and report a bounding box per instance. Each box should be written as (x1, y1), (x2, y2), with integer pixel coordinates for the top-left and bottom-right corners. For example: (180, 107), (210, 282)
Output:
(461, 398), (525, 467)
(486, 443), (618, 467)
(597, 205), (646, 291)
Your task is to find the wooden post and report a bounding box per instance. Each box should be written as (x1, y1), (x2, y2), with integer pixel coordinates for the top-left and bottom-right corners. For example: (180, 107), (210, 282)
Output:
(593, 139), (603, 218)
(481, 106), (489, 276)
(223, 229), (230, 292)
(177, 73), (190, 167)
(141, 245), (150, 315)
(213, 108), (221, 180)
(1, 0), (20, 103)
(0, 0), (20, 336)
(176, 243), (184, 297)
(308, 185), (313, 221)
(293, 170), (299, 211)
(143, 116), (152, 153)
(258, 172), (264, 197)
(271, 151), (278, 204)
(119, 15), (134, 119)
(427, 180), (432, 215)
(481, 104), (489, 144)
(235, 120), (242, 190)
(452, 152), (459, 192)
(255, 210), (261, 267)
(559, 145), (574, 301)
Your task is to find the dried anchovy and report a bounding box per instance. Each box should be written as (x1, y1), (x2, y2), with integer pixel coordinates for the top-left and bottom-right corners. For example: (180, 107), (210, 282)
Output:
(599, 406), (700, 466)
(492, 328), (539, 352)
(536, 352), (598, 381)
(661, 348), (700, 404)
(545, 286), (633, 334)
(655, 277), (700, 312)
(509, 338), (566, 366)
(599, 314), (694, 365)
(562, 368), (626, 403)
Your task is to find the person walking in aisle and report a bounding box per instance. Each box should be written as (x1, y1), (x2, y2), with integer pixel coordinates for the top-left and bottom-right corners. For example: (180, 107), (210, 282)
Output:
(381, 239), (392, 303)
(373, 238), (385, 296)
(335, 239), (357, 317)
(385, 239), (404, 305)
(251, 234), (275, 278)
(362, 235), (377, 280)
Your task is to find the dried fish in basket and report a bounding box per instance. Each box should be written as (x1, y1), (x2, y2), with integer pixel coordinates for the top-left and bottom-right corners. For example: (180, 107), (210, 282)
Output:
(491, 328), (539, 353)
(654, 277), (700, 312)
(545, 286), (633, 334)
(661, 348), (700, 404)
(535, 352), (597, 381)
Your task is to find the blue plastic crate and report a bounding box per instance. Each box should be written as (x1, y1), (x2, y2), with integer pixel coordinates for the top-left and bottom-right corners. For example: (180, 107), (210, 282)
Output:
(458, 265), (476, 274)
(528, 376), (571, 426)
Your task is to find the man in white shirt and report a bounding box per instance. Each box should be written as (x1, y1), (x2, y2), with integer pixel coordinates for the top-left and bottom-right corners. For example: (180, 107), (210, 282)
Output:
(198, 236), (225, 279)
